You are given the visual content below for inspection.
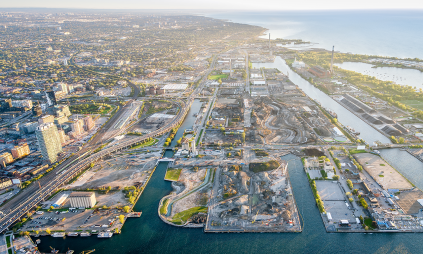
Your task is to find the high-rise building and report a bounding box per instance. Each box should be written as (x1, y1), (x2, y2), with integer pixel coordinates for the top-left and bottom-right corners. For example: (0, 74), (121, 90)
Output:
(20, 122), (39, 134)
(83, 116), (94, 131)
(190, 139), (197, 154)
(69, 119), (84, 136)
(45, 90), (57, 106)
(32, 103), (42, 116)
(0, 99), (12, 112)
(54, 115), (69, 125)
(35, 122), (62, 163)
(0, 152), (14, 168)
(55, 82), (68, 94)
(11, 143), (30, 159)
(39, 115), (54, 124)
(57, 129), (68, 145)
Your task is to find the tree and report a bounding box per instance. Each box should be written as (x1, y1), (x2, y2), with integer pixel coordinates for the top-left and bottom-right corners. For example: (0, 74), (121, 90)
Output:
(35, 230), (39, 235)
(346, 179), (353, 190)
(349, 198), (353, 202)
(123, 206), (130, 213)
(119, 214), (125, 224)
(332, 175), (339, 180)
(107, 186), (112, 191)
(359, 215), (364, 224)
(46, 228), (51, 234)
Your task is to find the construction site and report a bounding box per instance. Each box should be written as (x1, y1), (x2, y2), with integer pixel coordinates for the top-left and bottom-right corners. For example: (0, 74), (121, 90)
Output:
(205, 158), (301, 232)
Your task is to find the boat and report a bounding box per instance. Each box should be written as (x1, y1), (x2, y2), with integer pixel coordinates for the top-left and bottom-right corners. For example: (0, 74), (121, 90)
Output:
(80, 232), (92, 237)
(66, 250), (74, 254)
(67, 232), (79, 237)
(52, 232), (65, 237)
(97, 231), (113, 238)
(35, 239), (41, 244)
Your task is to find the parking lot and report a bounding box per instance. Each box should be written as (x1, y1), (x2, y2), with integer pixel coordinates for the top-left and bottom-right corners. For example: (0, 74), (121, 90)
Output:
(22, 208), (124, 232)
(316, 181), (345, 201)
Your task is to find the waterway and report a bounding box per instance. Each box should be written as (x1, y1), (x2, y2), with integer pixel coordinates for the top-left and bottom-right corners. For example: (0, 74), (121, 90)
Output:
(380, 149), (423, 191)
(169, 99), (203, 147)
(252, 56), (391, 144)
(35, 152), (423, 254)
(335, 62), (423, 90)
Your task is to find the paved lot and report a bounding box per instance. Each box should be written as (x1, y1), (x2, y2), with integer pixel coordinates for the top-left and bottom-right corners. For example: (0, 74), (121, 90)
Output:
(0, 234), (7, 254)
(397, 190), (423, 214)
(354, 153), (413, 190)
(316, 181), (345, 201)
(324, 200), (355, 222)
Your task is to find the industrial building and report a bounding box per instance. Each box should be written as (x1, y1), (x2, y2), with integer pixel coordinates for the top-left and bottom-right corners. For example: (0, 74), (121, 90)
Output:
(68, 192), (96, 208)
(308, 66), (331, 78)
(35, 122), (63, 163)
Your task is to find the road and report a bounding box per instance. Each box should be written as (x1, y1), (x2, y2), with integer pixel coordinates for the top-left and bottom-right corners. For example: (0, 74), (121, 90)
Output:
(0, 53), (211, 233)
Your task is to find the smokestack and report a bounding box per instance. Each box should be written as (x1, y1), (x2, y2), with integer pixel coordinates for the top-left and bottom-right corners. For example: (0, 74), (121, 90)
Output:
(230, 58), (232, 78)
(269, 33), (271, 56)
(330, 46), (334, 74)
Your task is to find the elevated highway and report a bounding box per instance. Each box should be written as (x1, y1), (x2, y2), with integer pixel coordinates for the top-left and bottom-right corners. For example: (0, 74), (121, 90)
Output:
(0, 97), (192, 233)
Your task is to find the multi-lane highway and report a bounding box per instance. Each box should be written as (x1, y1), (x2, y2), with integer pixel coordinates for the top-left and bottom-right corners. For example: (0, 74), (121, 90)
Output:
(0, 53), (209, 233)
(0, 97), (192, 233)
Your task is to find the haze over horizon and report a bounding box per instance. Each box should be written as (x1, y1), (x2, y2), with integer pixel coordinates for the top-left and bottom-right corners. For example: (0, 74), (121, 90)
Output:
(1, 0), (423, 10)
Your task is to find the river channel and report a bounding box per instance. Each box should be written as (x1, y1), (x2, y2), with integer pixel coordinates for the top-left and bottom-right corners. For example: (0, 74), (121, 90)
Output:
(252, 56), (391, 144)
(35, 68), (423, 253)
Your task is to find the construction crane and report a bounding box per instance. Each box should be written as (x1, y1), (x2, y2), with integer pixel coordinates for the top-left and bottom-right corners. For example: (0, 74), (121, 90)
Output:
(251, 210), (259, 224)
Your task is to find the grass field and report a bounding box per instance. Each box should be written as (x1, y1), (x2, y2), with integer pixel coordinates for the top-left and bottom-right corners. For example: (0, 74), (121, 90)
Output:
(349, 149), (367, 154)
(130, 139), (158, 149)
(164, 168), (182, 181)
(249, 160), (280, 173)
(6, 235), (10, 248)
(209, 74), (228, 80)
(160, 198), (169, 215)
(171, 206), (207, 224)
(70, 103), (113, 115)
(400, 100), (423, 110)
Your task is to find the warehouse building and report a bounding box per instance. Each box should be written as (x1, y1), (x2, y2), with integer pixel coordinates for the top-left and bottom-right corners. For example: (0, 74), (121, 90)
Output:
(69, 192), (96, 208)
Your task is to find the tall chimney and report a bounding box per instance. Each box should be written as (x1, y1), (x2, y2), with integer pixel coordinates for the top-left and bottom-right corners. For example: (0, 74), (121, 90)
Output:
(269, 33), (271, 56)
(330, 46), (334, 74)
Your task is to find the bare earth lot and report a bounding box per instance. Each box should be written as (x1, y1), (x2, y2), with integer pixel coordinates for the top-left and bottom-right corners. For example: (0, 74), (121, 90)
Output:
(354, 153), (412, 191)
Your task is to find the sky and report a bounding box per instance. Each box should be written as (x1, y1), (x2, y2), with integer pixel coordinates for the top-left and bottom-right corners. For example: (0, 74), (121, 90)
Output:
(1, 0), (423, 10)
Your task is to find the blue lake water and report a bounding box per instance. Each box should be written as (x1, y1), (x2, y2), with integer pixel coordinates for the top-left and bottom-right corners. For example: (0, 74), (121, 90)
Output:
(206, 10), (423, 59)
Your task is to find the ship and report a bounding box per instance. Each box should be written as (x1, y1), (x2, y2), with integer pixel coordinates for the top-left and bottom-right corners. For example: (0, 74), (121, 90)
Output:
(346, 126), (360, 135)
(52, 232), (65, 237)
(97, 231), (113, 238)
(67, 232), (79, 237)
(80, 232), (92, 237)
